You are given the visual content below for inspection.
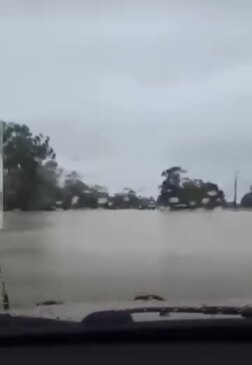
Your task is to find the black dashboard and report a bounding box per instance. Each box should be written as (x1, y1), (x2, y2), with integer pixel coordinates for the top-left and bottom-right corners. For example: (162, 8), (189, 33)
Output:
(2, 341), (252, 364)
(1, 313), (252, 364)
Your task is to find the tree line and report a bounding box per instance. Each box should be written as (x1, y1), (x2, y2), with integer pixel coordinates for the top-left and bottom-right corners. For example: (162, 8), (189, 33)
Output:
(2, 122), (228, 211)
(2, 122), (155, 211)
(157, 166), (225, 209)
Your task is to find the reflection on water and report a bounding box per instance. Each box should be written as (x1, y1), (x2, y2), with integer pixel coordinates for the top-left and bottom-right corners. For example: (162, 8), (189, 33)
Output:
(1, 209), (252, 308)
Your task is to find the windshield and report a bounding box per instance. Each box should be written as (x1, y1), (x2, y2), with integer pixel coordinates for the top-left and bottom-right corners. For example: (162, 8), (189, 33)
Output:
(0, 0), (251, 324)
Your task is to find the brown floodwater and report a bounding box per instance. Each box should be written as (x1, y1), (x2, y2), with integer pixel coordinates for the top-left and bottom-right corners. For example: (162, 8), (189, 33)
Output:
(0, 209), (252, 308)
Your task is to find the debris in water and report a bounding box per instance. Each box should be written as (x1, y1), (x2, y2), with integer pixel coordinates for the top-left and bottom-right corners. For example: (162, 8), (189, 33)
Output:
(36, 300), (64, 306)
(134, 294), (165, 301)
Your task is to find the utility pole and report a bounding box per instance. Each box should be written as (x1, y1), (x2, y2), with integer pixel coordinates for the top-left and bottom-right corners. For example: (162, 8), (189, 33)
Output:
(233, 171), (238, 209)
(0, 121), (3, 229)
(0, 267), (9, 311)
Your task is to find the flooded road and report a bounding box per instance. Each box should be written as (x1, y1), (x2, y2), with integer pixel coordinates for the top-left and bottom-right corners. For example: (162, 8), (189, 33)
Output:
(1, 209), (252, 308)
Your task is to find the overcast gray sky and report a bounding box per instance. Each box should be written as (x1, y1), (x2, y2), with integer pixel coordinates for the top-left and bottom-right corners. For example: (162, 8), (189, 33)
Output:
(1, 0), (252, 199)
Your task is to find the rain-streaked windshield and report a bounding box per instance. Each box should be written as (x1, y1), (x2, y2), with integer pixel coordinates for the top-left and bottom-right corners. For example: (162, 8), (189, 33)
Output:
(0, 0), (252, 322)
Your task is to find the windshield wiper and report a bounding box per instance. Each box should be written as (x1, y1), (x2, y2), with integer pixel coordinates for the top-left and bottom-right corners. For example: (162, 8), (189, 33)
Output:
(83, 305), (252, 328)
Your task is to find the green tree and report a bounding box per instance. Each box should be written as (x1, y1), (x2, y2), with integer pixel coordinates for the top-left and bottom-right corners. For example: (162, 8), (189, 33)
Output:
(3, 122), (57, 210)
(180, 178), (204, 206)
(158, 167), (225, 208)
(113, 188), (140, 209)
(161, 167), (186, 186)
(36, 160), (63, 209)
(158, 166), (186, 206)
(62, 171), (84, 208)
